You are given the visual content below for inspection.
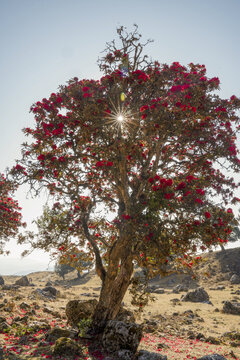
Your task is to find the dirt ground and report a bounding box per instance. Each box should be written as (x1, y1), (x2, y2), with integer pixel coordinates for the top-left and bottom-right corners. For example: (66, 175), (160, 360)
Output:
(0, 247), (240, 359)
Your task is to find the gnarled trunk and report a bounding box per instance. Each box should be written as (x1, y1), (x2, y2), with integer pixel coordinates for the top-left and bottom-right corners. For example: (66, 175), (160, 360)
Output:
(91, 251), (133, 333)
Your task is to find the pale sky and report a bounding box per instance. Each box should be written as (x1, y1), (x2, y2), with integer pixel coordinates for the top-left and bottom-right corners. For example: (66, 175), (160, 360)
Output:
(1, 0), (240, 274)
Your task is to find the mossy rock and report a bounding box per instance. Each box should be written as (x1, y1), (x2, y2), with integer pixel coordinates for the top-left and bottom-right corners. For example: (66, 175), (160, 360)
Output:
(46, 327), (71, 342)
(51, 337), (82, 357)
(66, 299), (98, 326)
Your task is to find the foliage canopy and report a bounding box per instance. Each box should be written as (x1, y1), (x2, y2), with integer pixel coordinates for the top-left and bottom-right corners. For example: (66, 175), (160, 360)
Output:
(10, 25), (240, 327)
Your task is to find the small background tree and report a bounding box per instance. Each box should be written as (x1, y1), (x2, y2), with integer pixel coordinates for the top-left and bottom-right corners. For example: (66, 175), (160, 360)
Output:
(54, 258), (74, 279)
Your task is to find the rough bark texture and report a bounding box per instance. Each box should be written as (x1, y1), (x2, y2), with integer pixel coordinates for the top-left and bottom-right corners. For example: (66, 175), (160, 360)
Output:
(91, 249), (133, 333)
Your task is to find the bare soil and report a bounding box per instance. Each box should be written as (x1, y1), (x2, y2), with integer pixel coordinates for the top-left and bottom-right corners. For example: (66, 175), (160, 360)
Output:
(0, 247), (240, 359)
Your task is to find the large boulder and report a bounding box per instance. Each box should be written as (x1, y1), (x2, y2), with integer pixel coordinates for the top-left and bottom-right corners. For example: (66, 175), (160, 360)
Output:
(137, 350), (167, 359)
(66, 299), (98, 326)
(102, 320), (142, 356)
(222, 301), (240, 315)
(230, 274), (240, 284)
(181, 287), (210, 303)
(197, 355), (227, 360)
(0, 276), (4, 286)
(42, 286), (59, 297)
(14, 276), (29, 286)
(66, 299), (135, 326)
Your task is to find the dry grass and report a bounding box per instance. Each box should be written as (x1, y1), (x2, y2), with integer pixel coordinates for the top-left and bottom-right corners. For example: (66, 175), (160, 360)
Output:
(0, 248), (240, 359)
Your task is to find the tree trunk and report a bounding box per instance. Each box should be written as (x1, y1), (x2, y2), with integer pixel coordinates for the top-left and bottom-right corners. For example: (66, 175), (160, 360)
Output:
(220, 243), (225, 251)
(91, 251), (133, 333)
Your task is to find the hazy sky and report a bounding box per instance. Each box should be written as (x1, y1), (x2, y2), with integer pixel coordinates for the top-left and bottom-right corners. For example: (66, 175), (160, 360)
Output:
(1, 0), (240, 274)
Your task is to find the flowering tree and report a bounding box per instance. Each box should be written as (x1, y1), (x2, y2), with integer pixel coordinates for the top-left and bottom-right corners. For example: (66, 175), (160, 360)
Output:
(0, 173), (24, 254)
(11, 25), (240, 332)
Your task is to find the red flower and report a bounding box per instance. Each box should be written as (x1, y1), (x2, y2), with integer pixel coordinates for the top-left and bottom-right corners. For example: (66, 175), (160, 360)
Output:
(59, 156), (66, 162)
(194, 220), (200, 226)
(140, 105), (149, 112)
(106, 161), (113, 167)
(148, 178), (154, 184)
(96, 161), (105, 167)
(37, 154), (45, 161)
(176, 182), (186, 190)
(122, 214), (131, 220)
(56, 96), (63, 104)
(164, 193), (172, 199)
(166, 179), (173, 186)
(205, 211), (211, 219)
(227, 208), (233, 213)
(15, 164), (25, 171)
(196, 188), (205, 195)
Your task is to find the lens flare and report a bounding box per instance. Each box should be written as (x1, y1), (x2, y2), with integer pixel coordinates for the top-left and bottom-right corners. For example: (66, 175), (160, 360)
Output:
(117, 115), (124, 122)
(104, 95), (138, 134)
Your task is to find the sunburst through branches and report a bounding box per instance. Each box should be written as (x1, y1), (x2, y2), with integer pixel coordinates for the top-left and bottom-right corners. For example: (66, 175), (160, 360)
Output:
(104, 96), (137, 133)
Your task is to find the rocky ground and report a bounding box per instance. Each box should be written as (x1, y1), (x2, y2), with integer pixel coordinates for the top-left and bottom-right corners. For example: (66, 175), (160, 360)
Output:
(0, 247), (240, 360)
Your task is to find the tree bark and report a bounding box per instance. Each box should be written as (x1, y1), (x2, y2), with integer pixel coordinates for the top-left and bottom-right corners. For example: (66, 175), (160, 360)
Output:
(220, 243), (225, 251)
(91, 250), (133, 333)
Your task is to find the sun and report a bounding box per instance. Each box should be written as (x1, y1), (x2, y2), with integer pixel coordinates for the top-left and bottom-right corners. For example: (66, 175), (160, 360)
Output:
(104, 98), (137, 133)
(117, 115), (124, 122)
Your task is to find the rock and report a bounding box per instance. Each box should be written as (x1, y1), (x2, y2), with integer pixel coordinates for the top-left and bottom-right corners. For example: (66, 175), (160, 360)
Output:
(14, 276), (29, 286)
(181, 287), (210, 303)
(205, 336), (221, 345)
(157, 343), (170, 350)
(116, 307), (136, 323)
(115, 349), (133, 360)
(153, 288), (165, 294)
(46, 328), (72, 342)
(0, 276), (4, 286)
(0, 316), (6, 323)
(147, 285), (165, 294)
(221, 331), (240, 341)
(27, 321), (51, 332)
(43, 306), (60, 317)
(230, 274), (240, 284)
(222, 301), (240, 315)
(0, 322), (10, 332)
(173, 284), (188, 293)
(209, 285), (225, 291)
(66, 299), (98, 326)
(31, 288), (56, 299)
(2, 284), (19, 290)
(197, 355), (227, 360)
(51, 337), (82, 358)
(19, 302), (31, 311)
(137, 350), (167, 360)
(45, 280), (53, 286)
(42, 286), (59, 297)
(102, 320), (142, 355)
